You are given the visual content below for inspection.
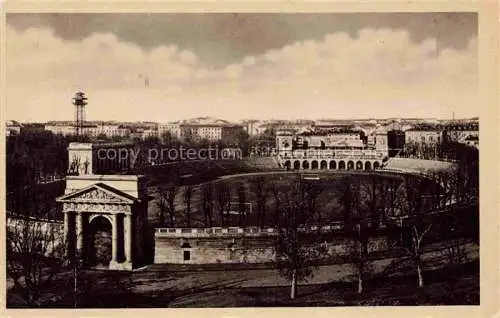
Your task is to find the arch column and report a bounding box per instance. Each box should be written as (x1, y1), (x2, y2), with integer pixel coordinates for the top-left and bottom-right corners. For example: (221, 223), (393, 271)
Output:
(124, 214), (132, 264)
(76, 212), (84, 255)
(111, 213), (118, 264)
(63, 212), (69, 246)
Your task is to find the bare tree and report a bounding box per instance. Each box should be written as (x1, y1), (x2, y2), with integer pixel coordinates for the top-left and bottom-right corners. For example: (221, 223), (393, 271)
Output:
(156, 188), (168, 227)
(165, 185), (178, 227)
(399, 174), (434, 288)
(453, 165), (466, 204)
(236, 183), (247, 226)
(215, 182), (231, 226)
(439, 226), (471, 300)
(253, 176), (269, 227)
(158, 185), (178, 227)
(344, 177), (376, 294)
(302, 182), (324, 224)
(402, 217), (434, 288)
(336, 175), (354, 224)
(183, 185), (194, 227)
(6, 217), (67, 307)
(269, 178), (284, 227)
(345, 221), (372, 294)
(275, 175), (326, 299)
(200, 183), (214, 227)
(428, 172), (443, 210)
(379, 177), (401, 218)
(360, 173), (383, 227)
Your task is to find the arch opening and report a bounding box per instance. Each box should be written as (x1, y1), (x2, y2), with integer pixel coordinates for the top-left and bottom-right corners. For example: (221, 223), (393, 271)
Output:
(356, 161), (363, 170)
(311, 160), (319, 170)
(347, 161), (355, 170)
(284, 160), (291, 170)
(339, 161), (346, 170)
(329, 160), (336, 170)
(293, 160), (301, 170)
(302, 160), (310, 169)
(365, 161), (372, 171)
(87, 215), (113, 267)
(320, 160), (328, 170)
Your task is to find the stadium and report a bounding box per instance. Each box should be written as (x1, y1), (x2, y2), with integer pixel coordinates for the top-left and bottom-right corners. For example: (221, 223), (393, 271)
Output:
(147, 128), (477, 270)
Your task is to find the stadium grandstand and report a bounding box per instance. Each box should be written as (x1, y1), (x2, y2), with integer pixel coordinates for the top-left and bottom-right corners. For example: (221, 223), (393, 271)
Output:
(381, 157), (457, 175)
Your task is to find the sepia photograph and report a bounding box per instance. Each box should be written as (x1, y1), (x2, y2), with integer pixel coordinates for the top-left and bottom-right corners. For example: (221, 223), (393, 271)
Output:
(2, 9), (492, 311)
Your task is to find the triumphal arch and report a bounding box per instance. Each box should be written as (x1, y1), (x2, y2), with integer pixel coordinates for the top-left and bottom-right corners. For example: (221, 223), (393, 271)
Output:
(57, 143), (150, 270)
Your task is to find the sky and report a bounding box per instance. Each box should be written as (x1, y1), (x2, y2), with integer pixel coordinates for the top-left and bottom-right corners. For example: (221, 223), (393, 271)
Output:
(5, 13), (478, 122)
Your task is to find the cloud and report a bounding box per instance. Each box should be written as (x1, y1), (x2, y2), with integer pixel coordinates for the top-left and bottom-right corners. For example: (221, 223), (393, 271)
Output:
(6, 26), (199, 89)
(201, 28), (477, 119)
(223, 64), (243, 80)
(5, 25), (478, 122)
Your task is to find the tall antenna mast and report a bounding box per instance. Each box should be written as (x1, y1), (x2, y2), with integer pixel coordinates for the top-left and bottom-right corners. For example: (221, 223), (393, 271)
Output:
(72, 90), (88, 137)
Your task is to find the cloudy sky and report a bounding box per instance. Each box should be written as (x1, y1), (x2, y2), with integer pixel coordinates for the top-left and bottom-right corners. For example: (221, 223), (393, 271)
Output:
(6, 13), (478, 122)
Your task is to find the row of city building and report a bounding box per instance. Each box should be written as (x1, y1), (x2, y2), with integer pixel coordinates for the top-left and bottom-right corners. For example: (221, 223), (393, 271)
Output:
(6, 118), (244, 142)
(6, 117), (479, 149)
(404, 122), (479, 148)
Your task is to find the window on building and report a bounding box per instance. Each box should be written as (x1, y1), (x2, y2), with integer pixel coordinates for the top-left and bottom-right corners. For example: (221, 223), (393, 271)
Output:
(183, 250), (191, 261)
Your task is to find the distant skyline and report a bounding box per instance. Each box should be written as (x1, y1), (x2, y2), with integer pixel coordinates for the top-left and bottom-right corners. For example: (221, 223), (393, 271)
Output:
(10, 116), (478, 125)
(6, 13), (478, 122)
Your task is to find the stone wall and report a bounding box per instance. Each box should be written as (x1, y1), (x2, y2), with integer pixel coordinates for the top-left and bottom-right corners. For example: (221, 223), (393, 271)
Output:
(154, 227), (389, 264)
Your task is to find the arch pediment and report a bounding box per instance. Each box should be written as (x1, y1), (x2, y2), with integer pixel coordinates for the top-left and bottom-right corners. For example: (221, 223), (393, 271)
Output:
(57, 183), (138, 204)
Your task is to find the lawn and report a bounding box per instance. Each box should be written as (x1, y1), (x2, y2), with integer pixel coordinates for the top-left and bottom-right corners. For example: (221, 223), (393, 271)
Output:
(6, 260), (478, 308)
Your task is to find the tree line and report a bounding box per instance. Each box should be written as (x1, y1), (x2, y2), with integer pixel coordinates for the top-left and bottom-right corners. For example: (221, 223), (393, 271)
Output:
(401, 139), (478, 164)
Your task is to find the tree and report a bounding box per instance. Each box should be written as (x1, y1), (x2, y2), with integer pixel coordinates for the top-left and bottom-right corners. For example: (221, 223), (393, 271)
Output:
(158, 184), (178, 227)
(200, 183), (214, 227)
(401, 216), (434, 288)
(165, 185), (178, 227)
(302, 182), (324, 224)
(439, 227), (471, 301)
(183, 186), (194, 227)
(252, 176), (269, 227)
(236, 183), (247, 226)
(221, 128), (251, 156)
(379, 177), (401, 218)
(215, 182), (231, 226)
(275, 175), (326, 299)
(156, 188), (168, 227)
(345, 221), (372, 294)
(343, 177), (375, 294)
(360, 173), (382, 227)
(269, 178), (284, 226)
(161, 131), (179, 147)
(6, 217), (66, 307)
(336, 175), (354, 224)
(399, 174), (434, 288)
